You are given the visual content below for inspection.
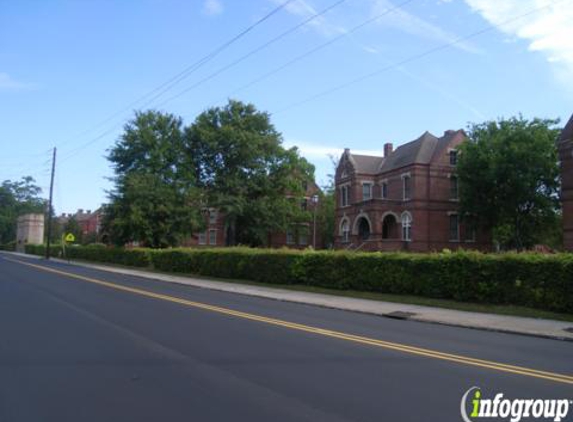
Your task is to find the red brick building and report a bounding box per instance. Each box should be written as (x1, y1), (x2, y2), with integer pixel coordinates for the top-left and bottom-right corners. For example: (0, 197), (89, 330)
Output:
(56, 208), (102, 240)
(334, 130), (490, 251)
(75, 209), (102, 237)
(558, 114), (573, 251)
(187, 181), (323, 249)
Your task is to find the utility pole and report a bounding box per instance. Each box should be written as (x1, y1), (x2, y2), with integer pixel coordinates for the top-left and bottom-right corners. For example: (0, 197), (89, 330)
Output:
(46, 147), (56, 260)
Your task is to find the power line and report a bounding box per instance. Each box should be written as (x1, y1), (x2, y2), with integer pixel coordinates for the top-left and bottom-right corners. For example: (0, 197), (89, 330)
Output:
(57, 0), (349, 164)
(54, 0), (296, 151)
(157, 0), (348, 107)
(59, 126), (119, 164)
(0, 150), (54, 181)
(271, 0), (572, 115)
(209, 0), (416, 110)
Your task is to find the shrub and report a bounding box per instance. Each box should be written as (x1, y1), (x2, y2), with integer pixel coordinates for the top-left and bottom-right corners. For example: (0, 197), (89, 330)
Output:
(150, 247), (300, 285)
(21, 244), (573, 313)
(24, 244), (62, 257)
(0, 241), (16, 251)
(65, 245), (151, 267)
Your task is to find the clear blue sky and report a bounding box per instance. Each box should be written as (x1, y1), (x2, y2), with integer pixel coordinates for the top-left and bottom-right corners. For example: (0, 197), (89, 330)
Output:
(1, 0), (572, 214)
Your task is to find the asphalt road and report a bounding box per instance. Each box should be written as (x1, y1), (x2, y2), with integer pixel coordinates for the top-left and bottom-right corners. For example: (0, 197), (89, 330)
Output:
(0, 253), (571, 422)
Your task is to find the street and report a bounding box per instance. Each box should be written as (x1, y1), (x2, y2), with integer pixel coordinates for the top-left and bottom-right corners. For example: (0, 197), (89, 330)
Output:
(0, 253), (571, 422)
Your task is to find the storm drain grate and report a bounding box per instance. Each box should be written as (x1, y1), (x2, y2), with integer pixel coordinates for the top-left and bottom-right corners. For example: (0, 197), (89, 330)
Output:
(384, 311), (417, 320)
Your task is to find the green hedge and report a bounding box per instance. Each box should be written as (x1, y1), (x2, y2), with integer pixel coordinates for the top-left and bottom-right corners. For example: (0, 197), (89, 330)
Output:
(22, 245), (573, 313)
(149, 248), (300, 285)
(25, 244), (150, 267)
(0, 241), (16, 251)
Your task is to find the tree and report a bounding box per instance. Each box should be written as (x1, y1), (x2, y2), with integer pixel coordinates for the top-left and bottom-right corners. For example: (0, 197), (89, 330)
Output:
(104, 110), (203, 248)
(457, 116), (561, 250)
(63, 216), (83, 245)
(0, 177), (45, 244)
(184, 100), (315, 246)
(315, 154), (338, 249)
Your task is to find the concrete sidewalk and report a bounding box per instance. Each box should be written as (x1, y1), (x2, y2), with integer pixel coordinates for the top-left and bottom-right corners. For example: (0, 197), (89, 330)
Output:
(5, 251), (573, 341)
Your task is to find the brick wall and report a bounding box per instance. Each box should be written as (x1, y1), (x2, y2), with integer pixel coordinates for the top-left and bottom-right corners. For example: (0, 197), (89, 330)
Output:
(559, 138), (573, 251)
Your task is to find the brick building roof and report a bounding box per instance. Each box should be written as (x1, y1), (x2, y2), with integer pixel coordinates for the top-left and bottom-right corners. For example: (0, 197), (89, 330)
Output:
(344, 129), (464, 175)
(350, 154), (384, 174)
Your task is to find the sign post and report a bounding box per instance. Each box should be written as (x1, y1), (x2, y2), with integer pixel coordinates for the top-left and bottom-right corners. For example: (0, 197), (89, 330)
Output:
(62, 233), (75, 262)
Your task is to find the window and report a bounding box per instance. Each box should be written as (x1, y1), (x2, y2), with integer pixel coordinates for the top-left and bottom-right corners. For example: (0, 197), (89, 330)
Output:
(402, 175), (411, 200)
(286, 227), (295, 245)
(450, 176), (459, 200)
(208, 229), (217, 245)
(198, 232), (207, 245)
(340, 185), (349, 207)
(301, 199), (308, 211)
(381, 181), (388, 199)
(362, 183), (372, 201)
(449, 214), (459, 241)
(341, 220), (350, 243)
(209, 210), (217, 225)
(449, 150), (458, 166)
(401, 212), (412, 241)
(298, 226), (309, 246)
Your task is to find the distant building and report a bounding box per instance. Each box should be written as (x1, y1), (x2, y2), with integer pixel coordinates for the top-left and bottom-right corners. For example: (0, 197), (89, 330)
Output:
(74, 209), (102, 237)
(56, 208), (102, 241)
(16, 213), (44, 252)
(187, 181), (323, 249)
(334, 130), (491, 252)
(558, 114), (573, 251)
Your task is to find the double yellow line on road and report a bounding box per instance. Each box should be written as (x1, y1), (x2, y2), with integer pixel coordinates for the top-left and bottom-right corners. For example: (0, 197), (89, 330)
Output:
(7, 257), (573, 385)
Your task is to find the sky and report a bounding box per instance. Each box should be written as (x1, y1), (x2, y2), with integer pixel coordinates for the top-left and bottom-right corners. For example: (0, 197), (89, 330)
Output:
(1, 0), (572, 215)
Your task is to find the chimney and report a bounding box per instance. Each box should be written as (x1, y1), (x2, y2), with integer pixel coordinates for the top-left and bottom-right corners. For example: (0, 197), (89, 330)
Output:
(384, 143), (393, 157)
(344, 148), (350, 154)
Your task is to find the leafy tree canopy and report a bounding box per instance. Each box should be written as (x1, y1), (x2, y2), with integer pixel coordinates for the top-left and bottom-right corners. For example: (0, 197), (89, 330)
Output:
(104, 110), (202, 248)
(184, 100), (315, 246)
(457, 116), (561, 250)
(0, 176), (45, 244)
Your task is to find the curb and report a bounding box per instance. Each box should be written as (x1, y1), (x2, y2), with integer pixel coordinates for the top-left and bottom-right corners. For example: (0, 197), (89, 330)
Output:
(3, 251), (573, 342)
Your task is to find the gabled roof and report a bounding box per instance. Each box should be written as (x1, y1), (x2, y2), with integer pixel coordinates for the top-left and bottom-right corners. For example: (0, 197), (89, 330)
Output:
(351, 154), (384, 174)
(379, 131), (439, 172)
(340, 129), (463, 177)
(558, 113), (573, 144)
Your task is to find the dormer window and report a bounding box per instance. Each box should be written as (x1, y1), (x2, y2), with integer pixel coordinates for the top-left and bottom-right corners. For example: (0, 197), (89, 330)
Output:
(362, 182), (372, 201)
(449, 150), (458, 166)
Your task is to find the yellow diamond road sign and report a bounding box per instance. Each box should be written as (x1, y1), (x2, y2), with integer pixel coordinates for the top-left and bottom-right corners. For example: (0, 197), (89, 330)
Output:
(65, 233), (76, 243)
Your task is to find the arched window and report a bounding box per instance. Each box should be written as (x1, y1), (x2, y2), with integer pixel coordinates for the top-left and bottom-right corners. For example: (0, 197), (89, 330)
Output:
(340, 219), (350, 243)
(401, 212), (412, 241)
(357, 217), (371, 240)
